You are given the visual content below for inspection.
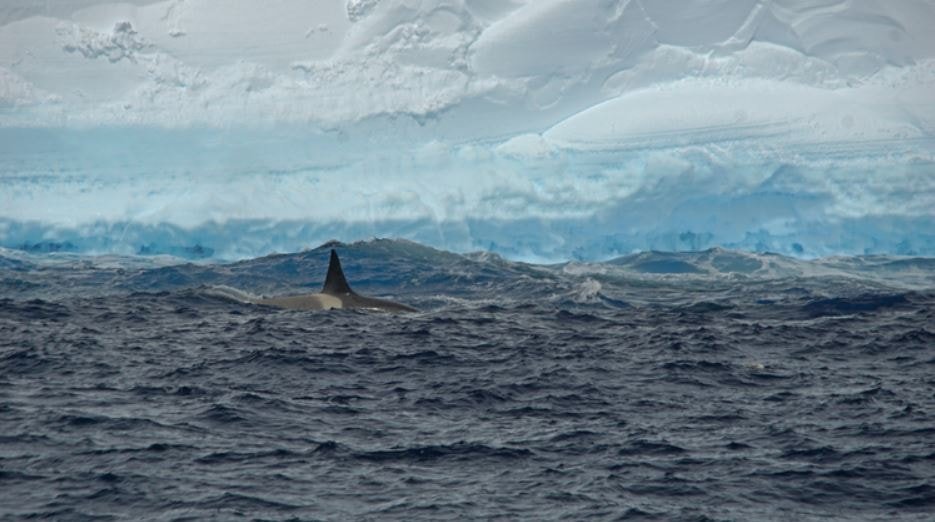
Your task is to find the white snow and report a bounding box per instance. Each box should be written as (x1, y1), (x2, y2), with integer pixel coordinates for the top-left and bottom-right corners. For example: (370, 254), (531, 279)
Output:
(0, 0), (934, 260)
(544, 76), (931, 150)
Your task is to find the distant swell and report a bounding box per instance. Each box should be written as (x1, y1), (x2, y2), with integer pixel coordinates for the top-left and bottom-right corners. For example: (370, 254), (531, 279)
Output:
(356, 443), (533, 463)
(803, 293), (910, 317)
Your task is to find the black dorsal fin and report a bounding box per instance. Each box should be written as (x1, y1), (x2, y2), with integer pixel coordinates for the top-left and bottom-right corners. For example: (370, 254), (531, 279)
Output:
(322, 249), (352, 295)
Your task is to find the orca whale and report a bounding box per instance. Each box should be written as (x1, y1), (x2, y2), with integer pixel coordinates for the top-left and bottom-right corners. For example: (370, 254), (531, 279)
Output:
(256, 249), (417, 313)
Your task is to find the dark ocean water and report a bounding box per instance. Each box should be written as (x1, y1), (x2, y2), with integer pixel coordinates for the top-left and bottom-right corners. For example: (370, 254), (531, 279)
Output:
(2, 240), (934, 521)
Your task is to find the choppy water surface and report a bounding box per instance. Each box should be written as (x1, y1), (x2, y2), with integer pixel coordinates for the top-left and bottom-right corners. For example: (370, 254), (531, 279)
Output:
(2, 240), (934, 521)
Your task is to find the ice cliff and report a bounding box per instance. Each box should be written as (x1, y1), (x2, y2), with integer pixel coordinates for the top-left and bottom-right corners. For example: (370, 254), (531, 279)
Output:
(1, 0), (933, 260)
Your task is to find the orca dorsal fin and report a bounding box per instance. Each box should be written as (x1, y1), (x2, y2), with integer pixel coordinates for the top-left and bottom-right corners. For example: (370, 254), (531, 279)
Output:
(322, 249), (352, 295)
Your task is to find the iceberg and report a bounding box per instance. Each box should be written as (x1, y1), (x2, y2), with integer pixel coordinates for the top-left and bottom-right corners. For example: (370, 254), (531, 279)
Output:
(1, 0), (933, 261)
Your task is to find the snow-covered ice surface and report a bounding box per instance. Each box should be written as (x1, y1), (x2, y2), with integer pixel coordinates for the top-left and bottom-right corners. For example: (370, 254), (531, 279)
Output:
(1, 0), (934, 261)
